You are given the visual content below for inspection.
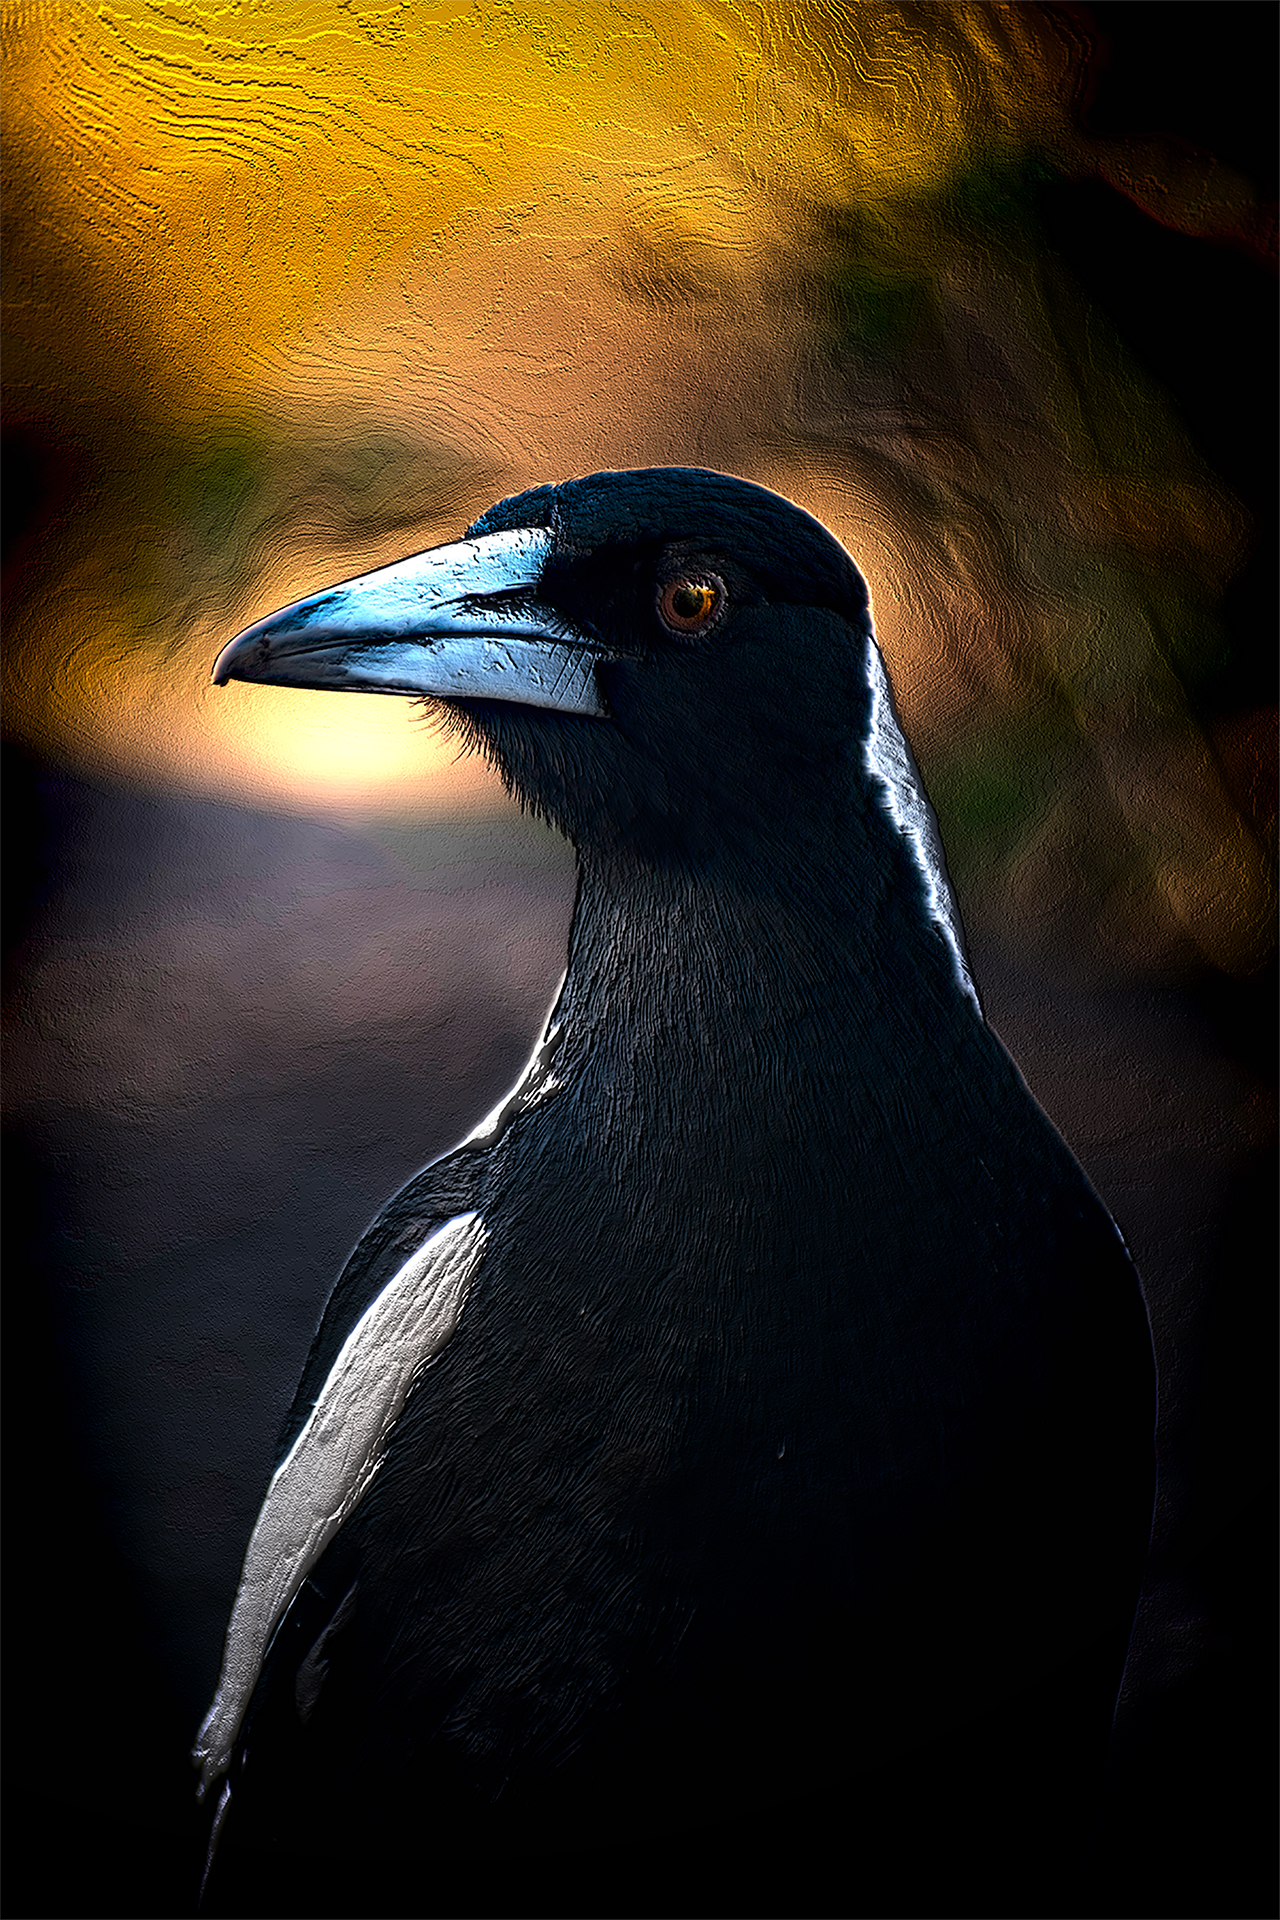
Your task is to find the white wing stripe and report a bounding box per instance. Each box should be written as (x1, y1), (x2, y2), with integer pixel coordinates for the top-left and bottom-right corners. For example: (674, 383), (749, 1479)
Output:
(194, 1210), (487, 1797)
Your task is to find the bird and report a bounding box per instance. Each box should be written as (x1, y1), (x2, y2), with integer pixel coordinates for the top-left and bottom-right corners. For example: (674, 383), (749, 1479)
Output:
(194, 467), (1155, 1917)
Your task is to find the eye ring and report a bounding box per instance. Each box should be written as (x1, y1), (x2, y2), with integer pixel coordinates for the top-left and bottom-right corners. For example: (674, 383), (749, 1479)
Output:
(657, 571), (726, 635)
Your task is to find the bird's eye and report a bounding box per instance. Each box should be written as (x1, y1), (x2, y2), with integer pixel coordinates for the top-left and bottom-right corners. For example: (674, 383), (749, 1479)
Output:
(657, 573), (726, 635)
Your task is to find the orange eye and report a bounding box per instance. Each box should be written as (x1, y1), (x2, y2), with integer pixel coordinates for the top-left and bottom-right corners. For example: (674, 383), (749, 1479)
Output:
(658, 574), (725, 634)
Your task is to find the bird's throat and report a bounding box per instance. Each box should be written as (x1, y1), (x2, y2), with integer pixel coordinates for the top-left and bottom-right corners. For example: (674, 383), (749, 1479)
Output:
(558, 853), (950, 1107)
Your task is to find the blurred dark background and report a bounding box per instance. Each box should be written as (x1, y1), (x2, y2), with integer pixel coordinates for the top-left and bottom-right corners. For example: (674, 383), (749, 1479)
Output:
(4, 5), (1276, 1916)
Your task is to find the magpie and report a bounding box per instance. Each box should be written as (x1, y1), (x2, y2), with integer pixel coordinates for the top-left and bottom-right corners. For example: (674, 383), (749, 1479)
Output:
(196, 468), (1154, 1916)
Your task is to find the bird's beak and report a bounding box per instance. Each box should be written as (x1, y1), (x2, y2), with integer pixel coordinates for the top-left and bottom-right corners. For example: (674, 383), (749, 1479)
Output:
(212, 527), (610, 716)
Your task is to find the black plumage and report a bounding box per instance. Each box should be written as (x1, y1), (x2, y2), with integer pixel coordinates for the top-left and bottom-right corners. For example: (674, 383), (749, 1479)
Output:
(198, 469), (1154, 1916)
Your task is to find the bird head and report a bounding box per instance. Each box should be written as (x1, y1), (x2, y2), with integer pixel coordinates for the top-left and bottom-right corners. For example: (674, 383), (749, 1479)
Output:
(213, 464), (978, 1018)
(214, 469), (881, 865)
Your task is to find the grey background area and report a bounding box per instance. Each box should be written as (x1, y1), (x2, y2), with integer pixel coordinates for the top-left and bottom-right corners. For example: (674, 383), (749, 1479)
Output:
(4, 744), (1274, 1916)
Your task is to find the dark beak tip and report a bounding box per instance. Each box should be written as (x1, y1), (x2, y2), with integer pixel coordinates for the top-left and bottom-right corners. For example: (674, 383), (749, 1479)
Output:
(212, 631), (259, 687)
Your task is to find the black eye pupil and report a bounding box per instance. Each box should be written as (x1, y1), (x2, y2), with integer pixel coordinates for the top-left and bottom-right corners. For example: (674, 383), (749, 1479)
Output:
(659, 572), (725, 632)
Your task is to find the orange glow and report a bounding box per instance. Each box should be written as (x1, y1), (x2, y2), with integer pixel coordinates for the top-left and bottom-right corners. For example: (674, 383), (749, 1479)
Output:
(5, 2), (1273, 964)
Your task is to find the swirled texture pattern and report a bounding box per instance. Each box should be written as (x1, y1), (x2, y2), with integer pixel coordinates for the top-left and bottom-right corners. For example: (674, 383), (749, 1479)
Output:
(5, 2), (1273, 978)
(3, 16), (1274, 1915)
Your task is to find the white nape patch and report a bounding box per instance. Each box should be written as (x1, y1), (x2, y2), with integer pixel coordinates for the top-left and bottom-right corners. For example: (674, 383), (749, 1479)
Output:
(864, 639), (981, 1014)
(193, 1211), (487, 1799)
(464, 997), (567, 1147)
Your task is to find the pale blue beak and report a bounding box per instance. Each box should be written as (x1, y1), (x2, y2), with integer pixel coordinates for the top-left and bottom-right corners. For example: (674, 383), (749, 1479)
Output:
(213, 526), (610, 717)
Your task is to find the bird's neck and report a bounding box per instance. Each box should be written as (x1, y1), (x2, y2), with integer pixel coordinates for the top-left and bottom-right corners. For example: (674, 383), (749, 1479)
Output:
(555, 842), (969, 1092)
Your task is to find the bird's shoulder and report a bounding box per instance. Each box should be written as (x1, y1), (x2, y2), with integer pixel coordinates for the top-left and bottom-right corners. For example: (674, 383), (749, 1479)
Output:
(272, 1011), (568, 1466)
(272, 1140), (489, 1469)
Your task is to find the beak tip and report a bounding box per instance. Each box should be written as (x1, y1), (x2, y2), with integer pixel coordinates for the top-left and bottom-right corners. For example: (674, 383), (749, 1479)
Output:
(212, 631), (257, 687)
